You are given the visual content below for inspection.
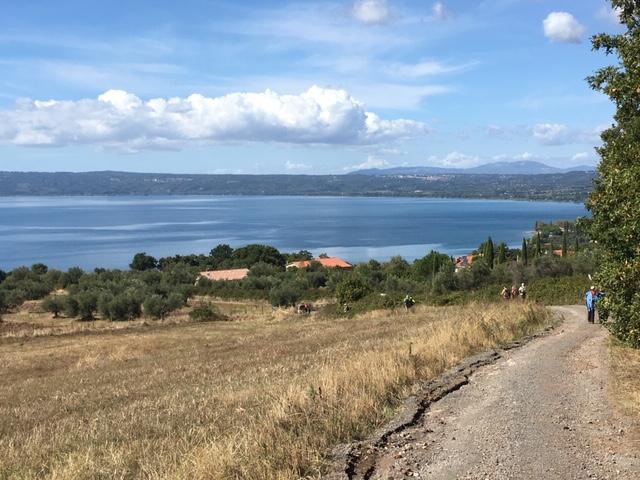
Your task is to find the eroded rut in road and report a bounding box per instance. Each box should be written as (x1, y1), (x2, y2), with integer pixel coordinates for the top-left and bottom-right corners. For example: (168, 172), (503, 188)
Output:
(327, 306), (640, 480)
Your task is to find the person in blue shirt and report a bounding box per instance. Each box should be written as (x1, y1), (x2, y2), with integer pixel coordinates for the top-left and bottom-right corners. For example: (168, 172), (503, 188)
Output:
(586, 286), (598, 323)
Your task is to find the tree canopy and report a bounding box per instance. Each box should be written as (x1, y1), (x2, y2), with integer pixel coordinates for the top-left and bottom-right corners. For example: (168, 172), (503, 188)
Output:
(587, 0), (640, 346)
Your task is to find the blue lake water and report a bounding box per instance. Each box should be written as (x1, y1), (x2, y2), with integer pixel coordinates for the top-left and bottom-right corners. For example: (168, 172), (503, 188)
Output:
(0, 196), (588, 270)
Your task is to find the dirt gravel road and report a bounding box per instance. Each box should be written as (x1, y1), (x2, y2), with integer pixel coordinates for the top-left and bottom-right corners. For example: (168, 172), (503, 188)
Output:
(335, 306), (640, 480)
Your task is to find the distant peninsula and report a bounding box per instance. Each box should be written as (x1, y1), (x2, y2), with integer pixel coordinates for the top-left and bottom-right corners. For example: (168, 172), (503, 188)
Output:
(0, 170), (596, 202)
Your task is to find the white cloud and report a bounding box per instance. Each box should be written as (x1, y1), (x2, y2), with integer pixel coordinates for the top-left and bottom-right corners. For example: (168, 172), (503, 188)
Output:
(427, 151), (480, 168)
(432, 2), (449, 20)
(514, 152), (534, 161)
(353, 0), (392, 25)
(532, 123), (571, 144)
(543, 12), (586, 43)
(571, 152), (589, 162)
(346, 154), (390, 171)
(285, 160), (311, 170)
(531, 123), (604, 145)
(0, 86), (430, 150)
(385, 60), (474, 78)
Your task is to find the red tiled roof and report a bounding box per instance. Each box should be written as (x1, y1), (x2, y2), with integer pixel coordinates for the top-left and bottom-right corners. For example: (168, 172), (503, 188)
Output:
(316, 257), (353, 268)
(286, 257), (353, 269)
(199, 268), (249, 281)
(455, 254), (475, 267)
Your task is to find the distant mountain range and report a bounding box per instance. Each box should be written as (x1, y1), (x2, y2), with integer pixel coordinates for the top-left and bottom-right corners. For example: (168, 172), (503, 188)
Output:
(349, 160), (596, 176)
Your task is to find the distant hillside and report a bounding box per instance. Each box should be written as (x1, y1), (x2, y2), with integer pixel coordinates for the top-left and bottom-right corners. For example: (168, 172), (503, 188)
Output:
(350, 160), (596, 176)
(0, 170), (596, 202)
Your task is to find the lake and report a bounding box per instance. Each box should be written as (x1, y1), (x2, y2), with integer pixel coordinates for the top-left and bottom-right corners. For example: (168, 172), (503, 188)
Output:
(0, 196), (588, 270)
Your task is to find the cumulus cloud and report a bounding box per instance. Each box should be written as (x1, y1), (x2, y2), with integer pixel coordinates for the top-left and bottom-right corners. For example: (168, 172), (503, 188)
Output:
(543, 12), (586, 43)
(346, 154), (390, 171)
(352, 0), (392, 25)
(0, 86), (430, 150)
(532, 123), (571, 145)
(531, 123), (603, 145)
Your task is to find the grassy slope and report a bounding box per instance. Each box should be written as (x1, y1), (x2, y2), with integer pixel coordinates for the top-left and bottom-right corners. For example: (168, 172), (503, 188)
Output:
(0, 302), (550, 479)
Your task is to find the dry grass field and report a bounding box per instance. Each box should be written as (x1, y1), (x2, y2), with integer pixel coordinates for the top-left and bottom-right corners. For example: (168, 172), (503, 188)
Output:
(610, 340), (640, 418)
(0, 301), (551, 479)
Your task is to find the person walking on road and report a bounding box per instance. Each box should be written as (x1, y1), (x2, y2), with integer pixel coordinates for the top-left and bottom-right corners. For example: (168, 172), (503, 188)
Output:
(501, 286), (511, 300)
(518, 282), (527, 300)
(586, 286), (598, 323)
(403, 294), (415, 311)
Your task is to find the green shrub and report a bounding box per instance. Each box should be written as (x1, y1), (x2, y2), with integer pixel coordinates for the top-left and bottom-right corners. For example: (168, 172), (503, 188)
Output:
(42, 296), (65, 318)
(130, 252), (158, 271)
(269, 282), (302, 307)
(143, 293), (183, 320)
(189, 303), (225, 321)
(31, 263), (48, 275)
(63, 296), (79, 318)
(0, 290), (7, 313)
(335, 276), (371, 304)
(99, 293), (142, 321)
(4, 289), (26, 309)
(63, 267), (85, 286)
(249, 262), (282, 277)
(75, 292), (98, 320)
(528, 275), (590, 305)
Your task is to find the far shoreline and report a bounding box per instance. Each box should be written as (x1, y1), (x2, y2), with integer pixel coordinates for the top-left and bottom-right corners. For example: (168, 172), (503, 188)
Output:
(0, 193), (588, 205)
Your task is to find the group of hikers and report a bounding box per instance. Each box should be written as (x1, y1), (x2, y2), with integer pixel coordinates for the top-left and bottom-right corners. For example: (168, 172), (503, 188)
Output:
(500, 283), (527, 301)
(501, 282), (607, 324)
(335, 283), (605, 323)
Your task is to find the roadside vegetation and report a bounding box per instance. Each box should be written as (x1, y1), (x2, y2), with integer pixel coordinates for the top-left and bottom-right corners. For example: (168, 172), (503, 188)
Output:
(609, 340), (640, 418)
(585, 1), (640, 348)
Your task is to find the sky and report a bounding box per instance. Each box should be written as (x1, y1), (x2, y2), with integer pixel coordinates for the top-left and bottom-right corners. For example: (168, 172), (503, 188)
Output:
(0, 0), (624, 174)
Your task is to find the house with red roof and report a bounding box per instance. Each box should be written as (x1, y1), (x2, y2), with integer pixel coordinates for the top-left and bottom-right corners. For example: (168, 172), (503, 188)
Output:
(198, 268), (250, 282)
(454, 254), (475, 273)
(286, 257), (353, 270)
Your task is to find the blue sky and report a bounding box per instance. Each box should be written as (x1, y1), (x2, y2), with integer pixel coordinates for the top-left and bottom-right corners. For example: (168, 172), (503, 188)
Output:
(0, 0), (623, 174)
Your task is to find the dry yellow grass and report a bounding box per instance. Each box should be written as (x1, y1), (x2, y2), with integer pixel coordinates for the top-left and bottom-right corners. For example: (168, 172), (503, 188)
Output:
(0, 301), (550, 479)
(609, 340), (640, 418)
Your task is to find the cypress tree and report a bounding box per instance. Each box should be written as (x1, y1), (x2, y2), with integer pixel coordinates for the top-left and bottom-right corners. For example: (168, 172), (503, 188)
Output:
(497, 242), (507, 265)
(562, 228), (568, 258)
(521, 238), (528, 266)
(587, 1), (640, 345)
(535, 232), (542, 256)
(485, 236), (494, 269)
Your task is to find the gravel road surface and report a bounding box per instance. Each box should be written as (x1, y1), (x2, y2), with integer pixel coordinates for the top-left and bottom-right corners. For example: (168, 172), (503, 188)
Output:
(340, 306), (640, 480)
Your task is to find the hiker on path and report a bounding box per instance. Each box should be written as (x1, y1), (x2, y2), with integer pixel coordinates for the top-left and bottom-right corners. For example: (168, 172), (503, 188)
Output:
(586, 286), (598, 323)
(501, 286), (511, 300)
(518, 283), (527, 300)
(403, 294), (415, 311)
